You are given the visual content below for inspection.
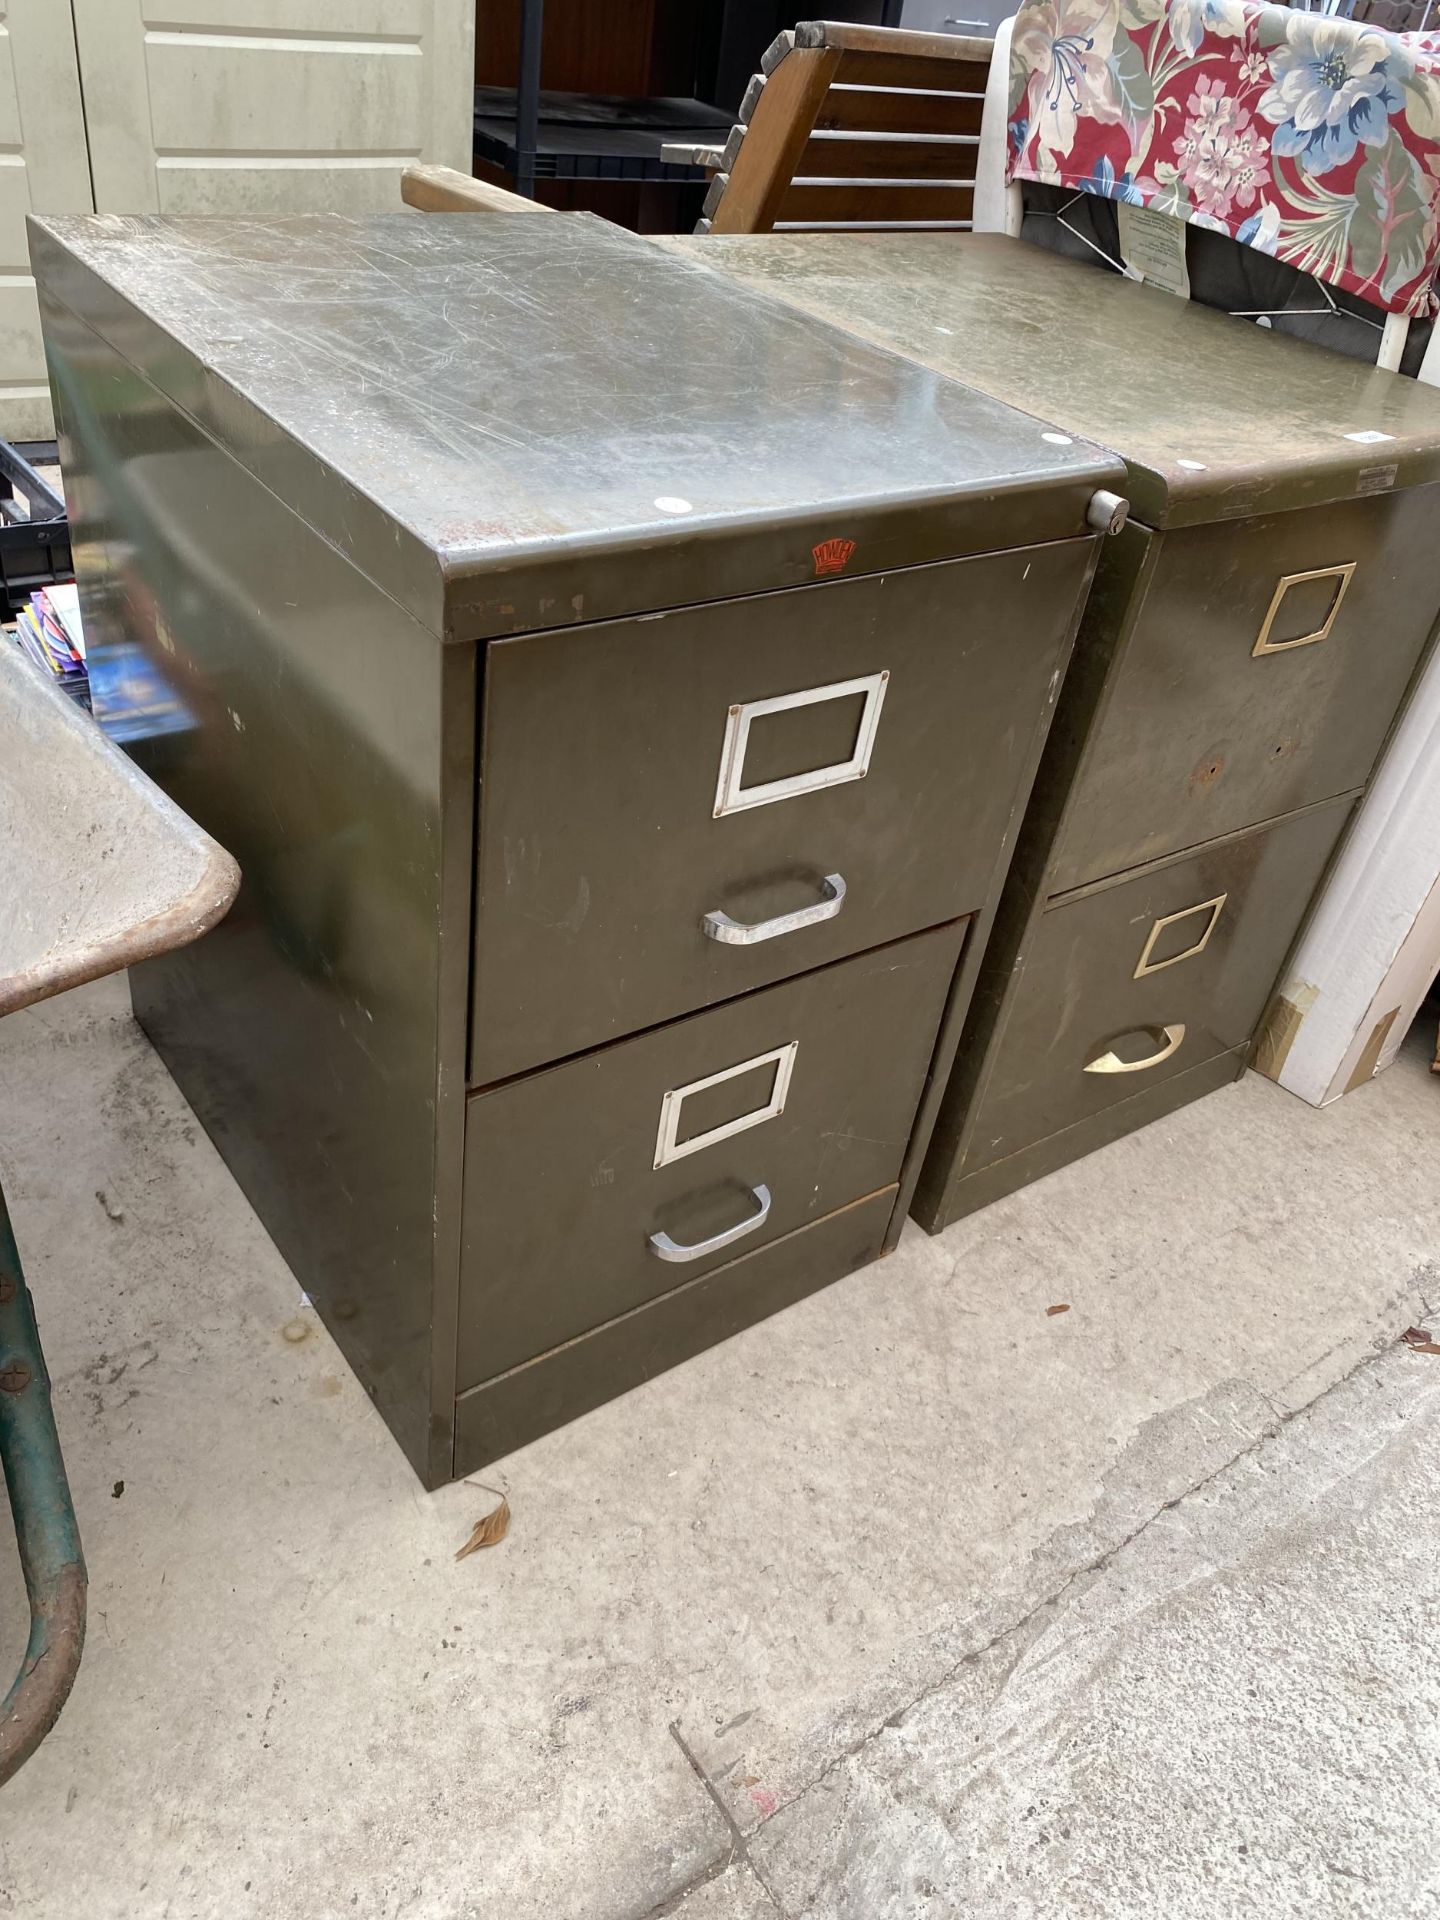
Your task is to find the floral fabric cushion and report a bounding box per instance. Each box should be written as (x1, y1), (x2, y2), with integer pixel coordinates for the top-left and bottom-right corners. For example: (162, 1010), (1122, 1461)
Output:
(1006, 0), (1440, 315)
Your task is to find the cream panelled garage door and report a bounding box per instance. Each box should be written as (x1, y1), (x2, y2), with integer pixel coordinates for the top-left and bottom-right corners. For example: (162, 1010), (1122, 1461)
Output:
(71, 1), (474, 214)
(0, 2), (92, 439)
(6, 2), (472, 436)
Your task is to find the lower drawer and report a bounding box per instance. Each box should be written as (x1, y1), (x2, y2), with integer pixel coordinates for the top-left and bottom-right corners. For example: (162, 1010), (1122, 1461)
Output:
(455, 1186), (895, 1473)
(930, 1048), (1247, 1226)
(458, 921), (963, 1390)
(957, 795), (1354, 1180)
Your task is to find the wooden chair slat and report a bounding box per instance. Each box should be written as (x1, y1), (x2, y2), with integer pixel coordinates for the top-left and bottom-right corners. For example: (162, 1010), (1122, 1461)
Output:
(795, 20), (994, 65)
(797, 135), (979, 179)
(761, 30), (797, 75)
(777, 180), (976, 223)
(831, 46), (994, 91)
(812, 87), (985, 137)
(738, 71), (766, 123)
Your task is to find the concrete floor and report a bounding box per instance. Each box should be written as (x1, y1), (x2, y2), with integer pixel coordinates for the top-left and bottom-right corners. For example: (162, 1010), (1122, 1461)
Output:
(1, 976), (1438, 1920)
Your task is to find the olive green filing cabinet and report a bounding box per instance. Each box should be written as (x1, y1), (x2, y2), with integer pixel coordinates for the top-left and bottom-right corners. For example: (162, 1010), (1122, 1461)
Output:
(30, 211), (1125, 1483)
(669, 231), (1440, 1232)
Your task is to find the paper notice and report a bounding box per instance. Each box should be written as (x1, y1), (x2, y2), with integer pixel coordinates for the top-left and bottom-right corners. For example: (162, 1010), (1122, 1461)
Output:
(1117, 202), (1191, 300)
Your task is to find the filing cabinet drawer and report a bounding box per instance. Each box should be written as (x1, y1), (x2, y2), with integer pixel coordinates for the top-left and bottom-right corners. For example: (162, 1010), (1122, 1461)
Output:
(963, 796), (1353, 1177)
(471, 540), (1090, 1082)
(458, 919), (964, 1389)
(1051, 487), (1440, 892)
(455, 1187), (897, 1473)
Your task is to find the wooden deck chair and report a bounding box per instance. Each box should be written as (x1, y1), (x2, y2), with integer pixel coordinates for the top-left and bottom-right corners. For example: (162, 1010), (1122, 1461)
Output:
(698, 21), (995, 236)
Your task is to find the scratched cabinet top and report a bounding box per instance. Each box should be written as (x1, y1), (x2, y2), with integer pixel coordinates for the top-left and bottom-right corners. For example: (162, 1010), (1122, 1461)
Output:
(670, 232), (1440, 530)
(30, 212), (1118, 639)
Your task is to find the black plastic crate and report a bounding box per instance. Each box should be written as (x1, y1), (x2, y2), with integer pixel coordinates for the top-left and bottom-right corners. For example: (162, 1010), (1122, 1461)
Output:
(0, 439), (72, 617)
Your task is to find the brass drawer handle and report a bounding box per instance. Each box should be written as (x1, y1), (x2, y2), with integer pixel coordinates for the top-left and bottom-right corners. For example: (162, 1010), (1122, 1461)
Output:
(1253, 563), (1356, 656)
(648, 1183), (772, 1263)
(1083, 1024), (1186, 1075)
(703, 873), (846, 946)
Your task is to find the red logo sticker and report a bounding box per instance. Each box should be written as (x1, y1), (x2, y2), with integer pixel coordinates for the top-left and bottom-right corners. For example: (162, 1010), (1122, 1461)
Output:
(812, 537), (856, 578)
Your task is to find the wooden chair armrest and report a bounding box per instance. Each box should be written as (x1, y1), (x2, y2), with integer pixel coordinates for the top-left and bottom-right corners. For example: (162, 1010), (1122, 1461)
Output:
(401, 163), (553, 216)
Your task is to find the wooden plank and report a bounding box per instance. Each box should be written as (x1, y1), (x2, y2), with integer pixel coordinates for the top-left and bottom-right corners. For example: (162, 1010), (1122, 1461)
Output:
(832, 45), (996, 91)
(813, 86), (985, 136)
(797, 135), (978, 179)
(796, 21), (994, 65)
(709, 45), (843, 233)
(402, 163), (553, 215)
(776, 180), (976, 223)
(660, 136), (729, 170)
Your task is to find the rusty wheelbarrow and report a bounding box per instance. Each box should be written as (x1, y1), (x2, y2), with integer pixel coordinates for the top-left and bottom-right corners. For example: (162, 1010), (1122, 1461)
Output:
(0, 645), (237, 1783)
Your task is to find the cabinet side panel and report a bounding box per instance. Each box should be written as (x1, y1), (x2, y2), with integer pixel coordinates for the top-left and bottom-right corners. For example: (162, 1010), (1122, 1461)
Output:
(42, 287), (457, 1481)
(913, 523), (1153, 1231)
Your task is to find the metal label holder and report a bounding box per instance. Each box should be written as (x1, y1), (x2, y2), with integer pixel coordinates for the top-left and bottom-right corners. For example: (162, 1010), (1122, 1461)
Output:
(1253, 563), (1356, 656)
(1133, 892), (1228, 979)
(653, 1041), (798, 1169)
(713, 673), (888, 817)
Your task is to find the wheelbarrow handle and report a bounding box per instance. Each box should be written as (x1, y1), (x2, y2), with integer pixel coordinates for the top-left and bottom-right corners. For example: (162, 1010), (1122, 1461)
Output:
(0, 1178), (86, 1785)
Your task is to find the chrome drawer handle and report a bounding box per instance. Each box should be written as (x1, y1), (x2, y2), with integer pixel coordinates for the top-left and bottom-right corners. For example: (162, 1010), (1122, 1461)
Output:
(1083, 1024), (1186, 1075)
(703, 873), (846, 946)
(648, 1183), (772, 1263)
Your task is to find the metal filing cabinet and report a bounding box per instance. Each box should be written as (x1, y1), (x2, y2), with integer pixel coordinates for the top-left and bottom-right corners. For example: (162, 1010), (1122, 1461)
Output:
(30, 212), (1124, 1482)
(673, 231), (1440, 1230)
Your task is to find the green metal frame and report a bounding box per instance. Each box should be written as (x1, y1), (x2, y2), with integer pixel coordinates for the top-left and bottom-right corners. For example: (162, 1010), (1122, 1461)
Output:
(0, 1176), (85, 1785)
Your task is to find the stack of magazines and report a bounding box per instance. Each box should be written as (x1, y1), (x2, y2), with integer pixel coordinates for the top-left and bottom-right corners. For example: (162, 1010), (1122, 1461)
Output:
(12, 581), (194, 744)
(15, 581), (88, 709)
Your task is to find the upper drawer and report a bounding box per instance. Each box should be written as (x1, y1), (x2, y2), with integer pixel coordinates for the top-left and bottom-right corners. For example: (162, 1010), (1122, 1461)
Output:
(470, 540), (1093, 1083)
(962, 794), (1354, 1179)
(1049, 486), (1440, 893)
(458, 920), (963, 1391)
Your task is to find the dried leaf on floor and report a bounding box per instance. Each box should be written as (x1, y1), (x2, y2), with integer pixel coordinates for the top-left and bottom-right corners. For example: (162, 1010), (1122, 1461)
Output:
(456, 1496), (510, 1559)
(1401, 1327), (1440, 1352)
(1046, 1303), (1071, 1317)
